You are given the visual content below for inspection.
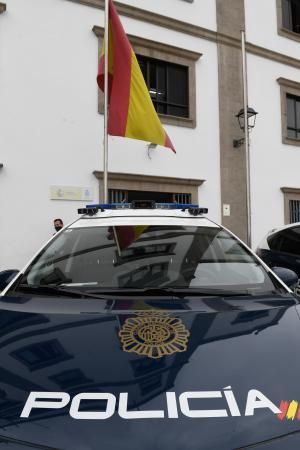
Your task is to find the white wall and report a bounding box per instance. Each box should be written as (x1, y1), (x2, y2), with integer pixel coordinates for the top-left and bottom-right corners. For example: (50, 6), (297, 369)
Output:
(244, 0), (300, 249)
(0, 0), (100, 270)
(117, 0), (217, 30)
(245, 0), (300, 57)
(0, 0), (220, 270)
(247, 53), (300, 249)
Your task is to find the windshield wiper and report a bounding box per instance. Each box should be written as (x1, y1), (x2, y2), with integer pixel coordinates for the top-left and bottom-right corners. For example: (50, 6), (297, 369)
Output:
(13, 284), (108, 299)
(14, 285), (276, 299)
(89, 287), (260, 297)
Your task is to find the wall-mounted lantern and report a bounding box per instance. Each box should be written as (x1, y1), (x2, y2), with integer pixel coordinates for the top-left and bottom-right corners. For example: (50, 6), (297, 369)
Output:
(233, 107), (258, 148)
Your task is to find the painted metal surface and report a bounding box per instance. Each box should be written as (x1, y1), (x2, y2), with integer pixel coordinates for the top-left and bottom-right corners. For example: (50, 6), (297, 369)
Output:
(0, 293), (298, 449)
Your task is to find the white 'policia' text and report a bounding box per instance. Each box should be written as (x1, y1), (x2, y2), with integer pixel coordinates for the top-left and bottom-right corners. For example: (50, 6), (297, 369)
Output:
(21, 387), (281, 420)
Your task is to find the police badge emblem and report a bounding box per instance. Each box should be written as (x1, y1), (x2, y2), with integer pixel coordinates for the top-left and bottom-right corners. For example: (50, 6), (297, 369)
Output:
(119, 312), (190, 359)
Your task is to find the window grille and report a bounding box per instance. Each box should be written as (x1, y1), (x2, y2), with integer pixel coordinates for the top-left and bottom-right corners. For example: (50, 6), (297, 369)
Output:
(109, 190), (192, 205)
(174, 193), (192, 204)
(109, 189), (128, 203)
(289, 200), (300, 223)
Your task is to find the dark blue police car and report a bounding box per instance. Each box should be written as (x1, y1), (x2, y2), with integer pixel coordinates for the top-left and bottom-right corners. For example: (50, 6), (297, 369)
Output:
(0, 202), (300, 449)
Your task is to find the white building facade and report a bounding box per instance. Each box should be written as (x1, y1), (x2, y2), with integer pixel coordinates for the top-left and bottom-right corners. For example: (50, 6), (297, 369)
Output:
(0, 0), (299, 271)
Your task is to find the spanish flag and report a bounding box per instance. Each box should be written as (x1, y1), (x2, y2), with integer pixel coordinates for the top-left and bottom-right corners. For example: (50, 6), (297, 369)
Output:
(97, 0), (175, 152)
(113, 225), (148, 251)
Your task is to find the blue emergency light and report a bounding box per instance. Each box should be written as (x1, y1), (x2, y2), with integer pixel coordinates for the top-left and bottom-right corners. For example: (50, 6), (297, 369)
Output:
(85, 202), (200, 210)
(78, 200), (208, 216)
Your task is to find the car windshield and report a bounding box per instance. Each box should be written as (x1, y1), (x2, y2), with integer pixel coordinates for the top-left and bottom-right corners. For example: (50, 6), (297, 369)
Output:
(16, 224), (278, 294)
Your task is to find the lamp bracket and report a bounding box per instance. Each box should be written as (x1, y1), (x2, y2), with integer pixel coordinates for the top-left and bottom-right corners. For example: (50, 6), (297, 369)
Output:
(147, 143), (157, 159)
(233, 138), (245, 148)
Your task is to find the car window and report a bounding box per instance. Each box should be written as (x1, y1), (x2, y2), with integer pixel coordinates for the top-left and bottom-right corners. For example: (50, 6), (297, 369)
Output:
(15, 225), (277, 294)
(268, 226), (300, 256)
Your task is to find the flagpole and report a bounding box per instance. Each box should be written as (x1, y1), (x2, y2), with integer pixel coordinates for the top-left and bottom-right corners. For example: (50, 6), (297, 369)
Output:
(103, 0), (109, 203)
(112, 226), (121, 257)
(241, 30), (251, 248)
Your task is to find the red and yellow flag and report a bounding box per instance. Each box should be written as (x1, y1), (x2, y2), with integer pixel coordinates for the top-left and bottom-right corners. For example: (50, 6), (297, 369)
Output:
(97, 0), (175, 152)
(113, 225), (148, 251)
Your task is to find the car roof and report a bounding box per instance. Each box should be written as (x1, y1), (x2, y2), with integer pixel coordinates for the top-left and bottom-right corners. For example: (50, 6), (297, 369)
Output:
(267, 221), (300, 236)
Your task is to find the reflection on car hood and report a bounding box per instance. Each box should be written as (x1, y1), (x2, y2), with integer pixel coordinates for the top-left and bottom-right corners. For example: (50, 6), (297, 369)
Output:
(0, 294), (299, 450)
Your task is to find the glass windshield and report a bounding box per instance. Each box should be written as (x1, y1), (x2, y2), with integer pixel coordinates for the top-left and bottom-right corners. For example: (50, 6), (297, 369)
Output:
(16, 225), (277, 294)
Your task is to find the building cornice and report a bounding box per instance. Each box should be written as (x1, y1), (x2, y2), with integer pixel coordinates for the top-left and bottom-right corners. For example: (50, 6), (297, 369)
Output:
(92, 26), (202, 61)
(249, 45), (300, 70)
(281, 187), (300, 194)
(68, 0), (218, 43)
(67, 0), (300, 70)
(277, 77), (300, 90)
(0, 3), (6, 14)
(93, 171), (205, 187)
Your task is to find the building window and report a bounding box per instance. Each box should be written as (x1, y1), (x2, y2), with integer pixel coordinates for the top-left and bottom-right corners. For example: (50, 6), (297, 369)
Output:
(287, 94), (300, 140)
(118, 261), (169, 287)
(277, 0), (300, 42)
(114, 243), (176, 266)
(109, 188), (192, 204)
(281, 187), (300, 224)
(282, 0), (300, 34)
(109, 189), (127, 203)
(50, 369), (92, 390)
(137, 56), (189, 118)
(94, 173), (204, 206)
(289, 199), (300, 223)
(93, 27), (202, 128)
(11, 339), (73, 371)
(174, 193), (192, 204)
(277, 78), (300, 146)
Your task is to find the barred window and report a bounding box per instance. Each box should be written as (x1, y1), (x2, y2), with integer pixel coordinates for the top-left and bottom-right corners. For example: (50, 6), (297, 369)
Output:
(289, 199), (300, 223)
(109, 189), (127, 203)
(174, 193), (192, 204)
(109, 189), (192, 205)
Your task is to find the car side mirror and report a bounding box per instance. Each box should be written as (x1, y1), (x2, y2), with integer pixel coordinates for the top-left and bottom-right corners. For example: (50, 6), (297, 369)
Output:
(272, 267), (299, 289)
(0, 270), (19, 292)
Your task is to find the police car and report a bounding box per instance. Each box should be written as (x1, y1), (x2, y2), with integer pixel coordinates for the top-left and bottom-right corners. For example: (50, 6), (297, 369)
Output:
(1, 201), (300, 449)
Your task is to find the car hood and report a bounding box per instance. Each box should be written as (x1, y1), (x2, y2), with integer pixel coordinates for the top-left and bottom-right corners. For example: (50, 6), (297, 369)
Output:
(0, 293), (299, 450)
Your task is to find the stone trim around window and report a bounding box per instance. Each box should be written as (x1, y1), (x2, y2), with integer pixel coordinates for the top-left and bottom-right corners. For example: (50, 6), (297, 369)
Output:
(0, 3), (6, 14)
(93, 171), (205, 204)
(277, 77), (300, 147)
(93, 26), (201, 129)
(277, 0), (300, 43)
(281, 187), (300, 224)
